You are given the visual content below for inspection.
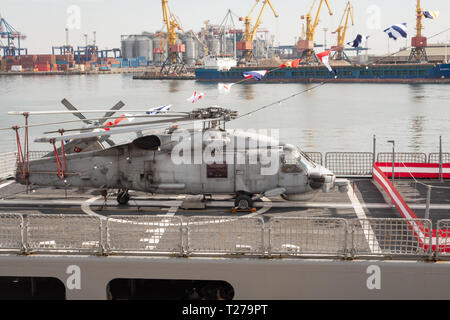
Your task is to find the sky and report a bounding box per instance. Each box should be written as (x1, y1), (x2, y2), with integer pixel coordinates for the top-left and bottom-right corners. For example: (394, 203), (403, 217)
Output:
(1, 0), (450, 55)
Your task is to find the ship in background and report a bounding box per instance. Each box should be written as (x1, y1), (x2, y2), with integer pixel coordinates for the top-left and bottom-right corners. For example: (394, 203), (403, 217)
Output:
(195, 60), (450, 84)
(196, 0), (450, 84)
(195, 40), (450, 83)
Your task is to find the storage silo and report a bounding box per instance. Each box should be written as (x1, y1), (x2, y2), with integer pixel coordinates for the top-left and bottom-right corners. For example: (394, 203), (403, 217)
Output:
(121, 36), (135, 59)
(184, 37), (196, 66)
(134, 35), (150, 61)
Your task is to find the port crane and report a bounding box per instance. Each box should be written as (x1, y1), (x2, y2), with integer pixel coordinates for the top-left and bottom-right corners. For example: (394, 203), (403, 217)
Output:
(160, 0), (186, 74)
(237, 0), (278, 64)
(409, 0), (428, 63)
(331, 1), (354, 61)
(297, 0), (333, 63)
(153, 31), (168, 66)
(0, 13), (27, 57)
(218, 9), (240, 58)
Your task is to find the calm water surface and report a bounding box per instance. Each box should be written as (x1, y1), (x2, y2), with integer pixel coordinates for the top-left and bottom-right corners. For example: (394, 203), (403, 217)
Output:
(0, 74), (449, 154)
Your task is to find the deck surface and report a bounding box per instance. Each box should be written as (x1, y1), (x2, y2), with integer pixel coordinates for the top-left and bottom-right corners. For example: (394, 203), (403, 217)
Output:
(0, 178), (448, 222)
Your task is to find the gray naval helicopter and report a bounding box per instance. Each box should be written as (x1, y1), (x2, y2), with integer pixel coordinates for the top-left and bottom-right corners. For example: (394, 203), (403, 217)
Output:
(13, 103), (349, 210)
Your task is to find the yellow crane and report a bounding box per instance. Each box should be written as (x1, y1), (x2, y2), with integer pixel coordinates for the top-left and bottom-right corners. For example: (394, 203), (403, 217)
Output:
(409, 0), (428, 62)
(331, 1), (354, 61)
(237, 0), (278, 63)
(160, 0), (186, 73)
(153, 32), (168, 65)
(297, 0), (333, 63)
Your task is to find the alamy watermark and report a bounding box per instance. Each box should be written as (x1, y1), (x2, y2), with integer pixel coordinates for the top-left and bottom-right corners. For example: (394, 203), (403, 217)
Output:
(170, 125), (281, 176)
(67, 5), (81, 30)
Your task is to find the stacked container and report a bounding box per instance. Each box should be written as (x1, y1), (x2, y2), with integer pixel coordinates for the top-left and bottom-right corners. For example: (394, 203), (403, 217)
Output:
(35, 54), (56, 71)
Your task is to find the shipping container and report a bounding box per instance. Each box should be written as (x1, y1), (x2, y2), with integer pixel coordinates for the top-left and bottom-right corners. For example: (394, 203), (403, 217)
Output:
(36, 64), (51, 72)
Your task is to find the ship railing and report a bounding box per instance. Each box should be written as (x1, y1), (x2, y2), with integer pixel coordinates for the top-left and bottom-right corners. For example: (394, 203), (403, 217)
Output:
(0, 213), (24, 253)
(186, 216), (264, 256)
(428, 153), (450, 164)
(324, 152), (374, 177)
(350, 218), (432, 259)
(3, 214), (450, 260)
(435, 220), (450, 260)
(268, 217), (349, 258)
(105, 215), (183, 256)
(24, 215), (103, 254)
(0, 152), (18, 181)
(305, 152), (323, 166)
(377, 152), (427, 163)
(0, 151), (50, 180)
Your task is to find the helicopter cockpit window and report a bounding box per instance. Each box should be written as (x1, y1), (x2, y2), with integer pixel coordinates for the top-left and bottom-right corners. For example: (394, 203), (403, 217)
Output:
(281, 148), (303, 173)
(207, 163), (228, 179)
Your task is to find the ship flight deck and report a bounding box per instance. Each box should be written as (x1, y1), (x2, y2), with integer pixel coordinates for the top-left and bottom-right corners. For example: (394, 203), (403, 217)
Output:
(0, 178), (449, 226)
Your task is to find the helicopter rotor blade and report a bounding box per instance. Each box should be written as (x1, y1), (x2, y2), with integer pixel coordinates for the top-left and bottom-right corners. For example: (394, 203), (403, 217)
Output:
(34, 118), (212, 143)
(61, 98), (91, 125)
(43, 116), (189, 135)
(101, 101), (126, 124)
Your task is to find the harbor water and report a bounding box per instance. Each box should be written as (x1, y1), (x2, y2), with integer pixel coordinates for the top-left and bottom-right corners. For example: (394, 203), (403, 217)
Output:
(0, 73), (449, 154)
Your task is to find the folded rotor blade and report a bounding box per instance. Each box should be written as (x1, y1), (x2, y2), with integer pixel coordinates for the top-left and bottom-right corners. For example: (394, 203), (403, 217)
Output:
(43, 116), (189, 135)
(61, 98), (91, 125)
(101, 101), (126, 124)
(35, 119), (205, 143)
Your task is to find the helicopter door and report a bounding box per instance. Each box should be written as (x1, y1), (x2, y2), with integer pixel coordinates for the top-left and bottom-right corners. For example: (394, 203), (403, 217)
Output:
(235, 149), (278, 194)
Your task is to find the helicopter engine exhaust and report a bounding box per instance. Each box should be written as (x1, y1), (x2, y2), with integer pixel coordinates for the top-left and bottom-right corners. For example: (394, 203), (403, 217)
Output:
(132, 134), (175, 151)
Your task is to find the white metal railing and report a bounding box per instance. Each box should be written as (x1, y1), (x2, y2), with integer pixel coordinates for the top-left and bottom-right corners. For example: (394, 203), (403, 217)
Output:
(0, 151), (50, 181)
(0, 152), (18, 181)
(106, 216), (183, 255)
(0, 214), (23, 253)
(350, 218), (432, 258)
(187, 216), (264, 255)
(25, 215), (102, 254)
(269, 217), (348, 257)
(1, 214), (448, 260)
(436, 220), (450, 260)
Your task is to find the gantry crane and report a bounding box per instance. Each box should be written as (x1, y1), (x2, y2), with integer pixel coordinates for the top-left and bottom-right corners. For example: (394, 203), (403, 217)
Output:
(409, 0), (428, 63)
(0, 13), (27, 57)
(237, 0), (278, 64)
(331, 1), (354, 61)
(297, 0), (333, 63)
(160, 0), (186, 74)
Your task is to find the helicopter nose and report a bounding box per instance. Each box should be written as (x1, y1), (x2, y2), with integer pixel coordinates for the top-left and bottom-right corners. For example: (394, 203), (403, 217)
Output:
(308, 166), (335, 192)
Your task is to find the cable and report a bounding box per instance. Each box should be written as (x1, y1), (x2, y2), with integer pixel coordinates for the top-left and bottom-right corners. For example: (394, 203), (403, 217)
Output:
(225, 25), (450, 122)
(400, 162), (450, 190)
(235, 81), (328, 121)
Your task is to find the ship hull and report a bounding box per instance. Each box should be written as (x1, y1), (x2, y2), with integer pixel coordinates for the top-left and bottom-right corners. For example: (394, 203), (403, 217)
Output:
(195, 63), (450, 83)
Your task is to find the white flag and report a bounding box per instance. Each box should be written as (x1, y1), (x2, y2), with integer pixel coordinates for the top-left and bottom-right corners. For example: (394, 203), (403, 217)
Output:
(187, 91), (205, 103)
(218, 83), (235, 94)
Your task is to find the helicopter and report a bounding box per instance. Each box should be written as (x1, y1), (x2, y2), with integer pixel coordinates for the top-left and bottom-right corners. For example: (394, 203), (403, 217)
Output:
(11, 105), (349, 210)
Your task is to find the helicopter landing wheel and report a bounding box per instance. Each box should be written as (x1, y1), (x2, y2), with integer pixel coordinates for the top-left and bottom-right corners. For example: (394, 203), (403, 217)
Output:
(234, 194), (253, 211)
(117, 190), (130, 205)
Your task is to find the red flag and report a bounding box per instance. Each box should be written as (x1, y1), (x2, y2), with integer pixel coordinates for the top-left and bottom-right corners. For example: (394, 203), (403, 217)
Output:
(316, 49), (334, 73)
(280, 59), (302, 68)
(103, 114), (133, 131)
